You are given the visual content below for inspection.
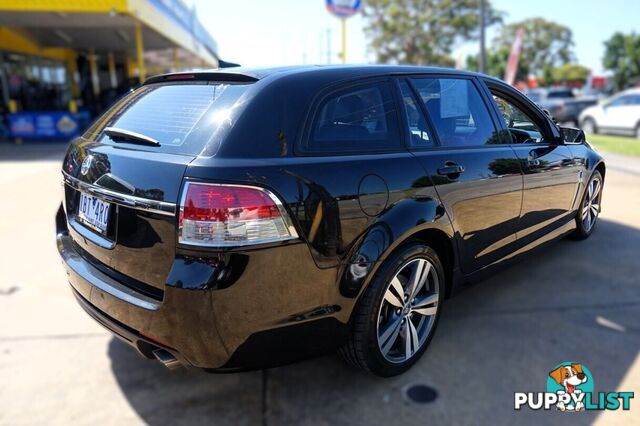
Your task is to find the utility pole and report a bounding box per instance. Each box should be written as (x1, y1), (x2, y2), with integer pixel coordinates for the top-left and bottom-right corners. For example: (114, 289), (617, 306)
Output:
(479, 0), (486, 74)
(326, 28), (332, 64)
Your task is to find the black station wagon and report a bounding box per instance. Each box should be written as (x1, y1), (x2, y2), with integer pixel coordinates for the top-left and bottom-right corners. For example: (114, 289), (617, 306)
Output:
(56, 65), (605, 376)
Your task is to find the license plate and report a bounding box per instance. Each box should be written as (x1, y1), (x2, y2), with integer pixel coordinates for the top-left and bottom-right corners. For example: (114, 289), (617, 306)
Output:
(77, 192), (111, 234)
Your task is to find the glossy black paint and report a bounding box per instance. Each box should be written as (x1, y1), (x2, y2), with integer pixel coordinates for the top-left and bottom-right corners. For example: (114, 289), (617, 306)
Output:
(57, 65), (605, 371)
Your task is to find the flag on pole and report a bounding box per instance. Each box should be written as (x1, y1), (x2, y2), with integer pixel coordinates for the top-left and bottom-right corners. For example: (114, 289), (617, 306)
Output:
(504, 28), (525, 86)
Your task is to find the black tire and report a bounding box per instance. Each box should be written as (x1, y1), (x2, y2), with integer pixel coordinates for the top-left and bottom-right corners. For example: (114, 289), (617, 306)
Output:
(581, 117), (597, 135)
(635, 123), (640, 140)
(573, 170), (603, 240)
(339, 241), (445, 377)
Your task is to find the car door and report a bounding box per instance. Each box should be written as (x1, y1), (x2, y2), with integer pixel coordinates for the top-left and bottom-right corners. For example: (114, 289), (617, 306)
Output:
(398, 75), (524, 274)
(600, 95), (634, 132)
(483, 80), (581, 246)
(622, 95), (640, 135)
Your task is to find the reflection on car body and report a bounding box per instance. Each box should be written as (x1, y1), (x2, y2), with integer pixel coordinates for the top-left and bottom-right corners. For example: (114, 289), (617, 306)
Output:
(56, 65), (605, 377)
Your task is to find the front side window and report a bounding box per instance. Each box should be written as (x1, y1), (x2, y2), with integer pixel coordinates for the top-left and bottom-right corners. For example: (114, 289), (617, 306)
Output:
(492, 94), (544, 143)
(409, 78), (501, 146)
(309, 82), (401, 152)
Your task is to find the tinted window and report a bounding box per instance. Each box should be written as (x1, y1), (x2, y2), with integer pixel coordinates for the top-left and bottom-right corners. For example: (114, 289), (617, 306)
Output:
(410, 78), (500, 146)
(492, 94), (544, 143)
(398, 80), (433, 147)
(309, 82), (401, 152)
(84, 82), (250, 156)
(547, 90), (574, 99)
(608, 95), (632, 107)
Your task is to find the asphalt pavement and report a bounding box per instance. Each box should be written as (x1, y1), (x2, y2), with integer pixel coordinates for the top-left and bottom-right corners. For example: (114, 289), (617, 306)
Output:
(0, 142), (638, 425)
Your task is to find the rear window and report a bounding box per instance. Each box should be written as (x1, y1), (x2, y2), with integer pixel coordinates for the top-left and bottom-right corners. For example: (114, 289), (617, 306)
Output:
(547, 90), (574, 99)
(83, 82), (250, 156)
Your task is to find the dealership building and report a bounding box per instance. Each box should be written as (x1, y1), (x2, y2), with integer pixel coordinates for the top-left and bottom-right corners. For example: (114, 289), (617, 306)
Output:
(0, 0), (220, 141)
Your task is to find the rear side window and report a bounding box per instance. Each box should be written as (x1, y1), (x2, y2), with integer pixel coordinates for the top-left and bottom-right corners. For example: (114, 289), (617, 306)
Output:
(398, 80), (433, 147)
(84, 82), (250, 156)
(308, 82), (401, 153)
(409, 78), (501, 147)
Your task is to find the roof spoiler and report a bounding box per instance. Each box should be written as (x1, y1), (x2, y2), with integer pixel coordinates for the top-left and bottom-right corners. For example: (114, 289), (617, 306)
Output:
(144, 71), (258, 85)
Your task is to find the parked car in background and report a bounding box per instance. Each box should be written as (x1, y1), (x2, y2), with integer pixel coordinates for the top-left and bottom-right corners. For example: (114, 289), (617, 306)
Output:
(56, 65), (605, 377)
(526, 87), (597, 126)
(579, 88), (640, 138)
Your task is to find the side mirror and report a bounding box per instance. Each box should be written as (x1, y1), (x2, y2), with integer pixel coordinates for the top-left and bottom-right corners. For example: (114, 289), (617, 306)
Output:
(560, 126), (586, 144)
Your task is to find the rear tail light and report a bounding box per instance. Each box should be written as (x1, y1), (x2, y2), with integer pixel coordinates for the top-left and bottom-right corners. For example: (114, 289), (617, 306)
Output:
(178, 182), (298, 247)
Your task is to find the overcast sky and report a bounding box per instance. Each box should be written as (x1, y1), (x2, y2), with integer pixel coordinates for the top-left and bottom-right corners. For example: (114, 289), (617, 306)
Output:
(189, 0), (640, 74)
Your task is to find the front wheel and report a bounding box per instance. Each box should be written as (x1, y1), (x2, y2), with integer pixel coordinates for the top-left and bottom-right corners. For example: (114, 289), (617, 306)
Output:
(573, 170), (603, 239)
(581, 117), (597, 135)
(340, 242), (445, 377)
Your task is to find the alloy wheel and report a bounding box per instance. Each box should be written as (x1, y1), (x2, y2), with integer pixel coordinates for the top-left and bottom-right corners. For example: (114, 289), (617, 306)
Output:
(376, 258), (439, 363)
(582, 119), (595, 134)
(582, 176), (602, 232)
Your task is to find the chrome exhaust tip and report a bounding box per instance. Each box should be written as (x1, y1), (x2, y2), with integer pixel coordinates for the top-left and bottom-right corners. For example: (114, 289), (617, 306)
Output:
(152, 349), (182, 370)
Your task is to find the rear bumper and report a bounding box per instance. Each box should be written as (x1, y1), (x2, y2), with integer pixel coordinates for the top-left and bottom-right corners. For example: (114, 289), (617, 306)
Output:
(69, 285), (185, 367)
(56, 224), (349, 370)
(57, 231), (229, 368)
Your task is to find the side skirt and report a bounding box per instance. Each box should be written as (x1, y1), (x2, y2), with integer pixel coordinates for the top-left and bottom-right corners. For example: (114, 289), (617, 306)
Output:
(453, 216), (576, 291)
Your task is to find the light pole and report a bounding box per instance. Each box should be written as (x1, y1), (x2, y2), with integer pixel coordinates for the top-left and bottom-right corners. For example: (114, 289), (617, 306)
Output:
(325, 0), (361, 64)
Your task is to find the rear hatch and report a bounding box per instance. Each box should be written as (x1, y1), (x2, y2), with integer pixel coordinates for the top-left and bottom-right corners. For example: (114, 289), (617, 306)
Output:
(62, 81), (252, 299)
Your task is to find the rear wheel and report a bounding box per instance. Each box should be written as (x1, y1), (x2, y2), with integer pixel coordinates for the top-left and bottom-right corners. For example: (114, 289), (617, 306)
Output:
(573, 170), (603, 239)
(340, 242), (444, 377)
(581, 117), (597, 135)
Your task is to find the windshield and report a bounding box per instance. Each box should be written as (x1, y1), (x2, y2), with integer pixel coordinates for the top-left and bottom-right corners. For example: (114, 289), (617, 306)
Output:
(83, 82), (251, 156)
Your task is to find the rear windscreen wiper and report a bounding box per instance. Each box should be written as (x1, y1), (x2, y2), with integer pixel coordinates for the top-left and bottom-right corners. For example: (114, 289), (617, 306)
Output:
(104, 127), (160, 146)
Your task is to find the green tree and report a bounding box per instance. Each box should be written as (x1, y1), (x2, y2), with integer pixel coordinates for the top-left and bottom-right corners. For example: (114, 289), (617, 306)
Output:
(466, 46), (527, 81)
(550, 64), (590, 85)
(603, 32), (640, 91)
(493, 18), (574, 78)
(362, 0), (502, 66)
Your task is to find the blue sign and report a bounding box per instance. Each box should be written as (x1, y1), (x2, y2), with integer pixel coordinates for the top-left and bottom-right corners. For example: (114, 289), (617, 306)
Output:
(326, 0), (362, 18)
(8, 112), (80, 140)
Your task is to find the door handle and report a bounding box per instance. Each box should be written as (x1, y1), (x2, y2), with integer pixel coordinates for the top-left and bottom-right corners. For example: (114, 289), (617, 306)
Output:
(437, 163), (465, 177)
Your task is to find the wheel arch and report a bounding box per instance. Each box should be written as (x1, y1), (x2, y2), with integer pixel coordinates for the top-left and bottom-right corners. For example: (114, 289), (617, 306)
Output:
(401, 228), (456, 298)
(595, 160), (606, 181)
(339, 204), (459, 303)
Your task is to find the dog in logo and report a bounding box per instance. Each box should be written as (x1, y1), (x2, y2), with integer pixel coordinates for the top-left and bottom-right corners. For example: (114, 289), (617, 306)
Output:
(549, 363), (588, 411)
